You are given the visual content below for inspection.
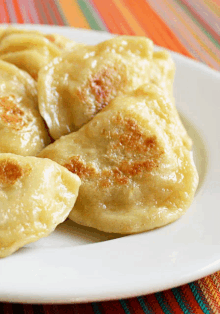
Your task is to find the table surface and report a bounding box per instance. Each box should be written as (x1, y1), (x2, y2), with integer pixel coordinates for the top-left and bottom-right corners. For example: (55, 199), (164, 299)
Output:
(0, 0), (220, 313)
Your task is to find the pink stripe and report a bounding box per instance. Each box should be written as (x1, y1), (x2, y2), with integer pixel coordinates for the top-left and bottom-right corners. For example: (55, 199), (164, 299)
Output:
(5, 0), (18, 23)
(180, 0), (220, 43)
(0, 0), (10, 22)
(27, 0), (41, 24)
(17, 0), (31, 23)
(33, 0), (49, 24)
(148, 0), (220, 69)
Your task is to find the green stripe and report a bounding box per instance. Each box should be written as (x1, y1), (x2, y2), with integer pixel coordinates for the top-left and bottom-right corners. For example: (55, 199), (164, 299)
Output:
(189, 282), (211, 314)
(171, 288), (191, 314)
(155, 292), (173, 314)
(77, 0), (106, 31)
(174, 0), (220, 49)
(137, 296), (152, 314)
(91, 302), (102, 314)
(120, 299), (131, 314)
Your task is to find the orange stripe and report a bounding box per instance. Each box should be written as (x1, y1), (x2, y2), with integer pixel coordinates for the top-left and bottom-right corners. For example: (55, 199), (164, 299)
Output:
(12, 0), (24, 23)
(111, 0), (147, 36)
(122, 0), (192, 57)
(93, 0), (136, 35)
(58, 0), (90, 28)
(144, 294), (164, 313)
(180, 284), (204, 314)
(122, 0), (173, 47)
(162, 290), (184, 314)
(127, 297), (147, 313)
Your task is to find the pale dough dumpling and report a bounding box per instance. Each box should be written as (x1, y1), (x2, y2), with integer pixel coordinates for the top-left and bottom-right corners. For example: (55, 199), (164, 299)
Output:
(0, 153), (81, 258)
(0, 60), (50, 156)
(38, 36), (154, 139)
(39, 84), (198, 234)
(0, 27), (76, 79)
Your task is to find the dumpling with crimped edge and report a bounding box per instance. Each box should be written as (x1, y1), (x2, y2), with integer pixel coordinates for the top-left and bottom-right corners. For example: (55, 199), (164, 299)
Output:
(39, 84), (198, 234)
(0, 60), (50, 156)
(0, 153), (81, 258)
(0, 27), (76, 80)
(38, 36), (154, 139)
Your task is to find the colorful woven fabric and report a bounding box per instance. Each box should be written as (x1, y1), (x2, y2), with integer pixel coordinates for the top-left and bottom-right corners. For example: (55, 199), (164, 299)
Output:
(0, 0), (219, 69)
(0, 0), (220, 313)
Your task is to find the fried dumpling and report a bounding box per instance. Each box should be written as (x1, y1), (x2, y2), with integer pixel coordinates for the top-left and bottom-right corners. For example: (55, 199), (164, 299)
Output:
(150, 51), (175, 96)
(0, 153), (81, 258)
(38, 36), (154, 139)
(0, 27), (76, 79)
(0, 60), (50, 156)
(39, 84), (198, 234)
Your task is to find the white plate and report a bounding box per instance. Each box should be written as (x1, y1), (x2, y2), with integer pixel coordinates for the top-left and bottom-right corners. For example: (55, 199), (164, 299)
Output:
(0, 24), (220, 304)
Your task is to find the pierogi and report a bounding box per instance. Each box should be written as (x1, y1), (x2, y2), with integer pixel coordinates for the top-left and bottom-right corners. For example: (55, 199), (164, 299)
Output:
(38, 36), (154, 139)
(0, 153), (81, 258)
(0, 27), (76, 79)
(39, 84), (198, 234)
(0, 60), (50, 156)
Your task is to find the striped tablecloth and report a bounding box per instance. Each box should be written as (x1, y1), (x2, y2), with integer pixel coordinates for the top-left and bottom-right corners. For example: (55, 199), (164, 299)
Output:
(0, 1), (220, 313)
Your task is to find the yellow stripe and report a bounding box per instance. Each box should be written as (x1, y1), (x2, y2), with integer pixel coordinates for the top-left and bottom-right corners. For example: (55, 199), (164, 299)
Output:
(203, 0), (220, 17)
(198, 279), (220, 313)
(58, 0), (90, 28)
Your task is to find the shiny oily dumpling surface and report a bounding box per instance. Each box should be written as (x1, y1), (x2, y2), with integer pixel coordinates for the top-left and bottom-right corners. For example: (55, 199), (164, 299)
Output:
(39, 84), (198, 234)
(0, 60), (50, 156)
(0, 153), (81, 258)
(38, 36), (154, 139)
(0, 27), (76, 79)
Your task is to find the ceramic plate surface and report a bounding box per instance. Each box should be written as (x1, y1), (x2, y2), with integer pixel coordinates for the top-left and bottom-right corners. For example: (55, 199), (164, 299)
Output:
(0, 24), (220, 304)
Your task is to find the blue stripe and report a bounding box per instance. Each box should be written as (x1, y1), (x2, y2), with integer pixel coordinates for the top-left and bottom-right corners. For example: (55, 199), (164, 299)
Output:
(120, 299), (131, 314)
(171, 288), (191, 314)
(189, 282), (211, 314)
(137, 296), (153, 314)
(155, 291), (173, 314)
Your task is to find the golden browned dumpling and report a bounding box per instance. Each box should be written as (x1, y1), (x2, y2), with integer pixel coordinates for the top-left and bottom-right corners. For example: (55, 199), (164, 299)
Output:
(0, 153), (81, 258)
(0, 27), (76, 79)
(39, 84), (198, 234)
(150, 51), (175, 96)
(0, 60), (50, 156)
(38, 36), (154, 139)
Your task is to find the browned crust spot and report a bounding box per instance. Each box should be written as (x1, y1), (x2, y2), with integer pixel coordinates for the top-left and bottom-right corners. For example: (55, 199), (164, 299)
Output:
(63, 116), (163, 188)
(76, 65), (125, 115)
(64, 156), (97, 178)
(0, 159), (25, 187)
(0, 96), (26, 130)
(112, 115), (159, 154)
